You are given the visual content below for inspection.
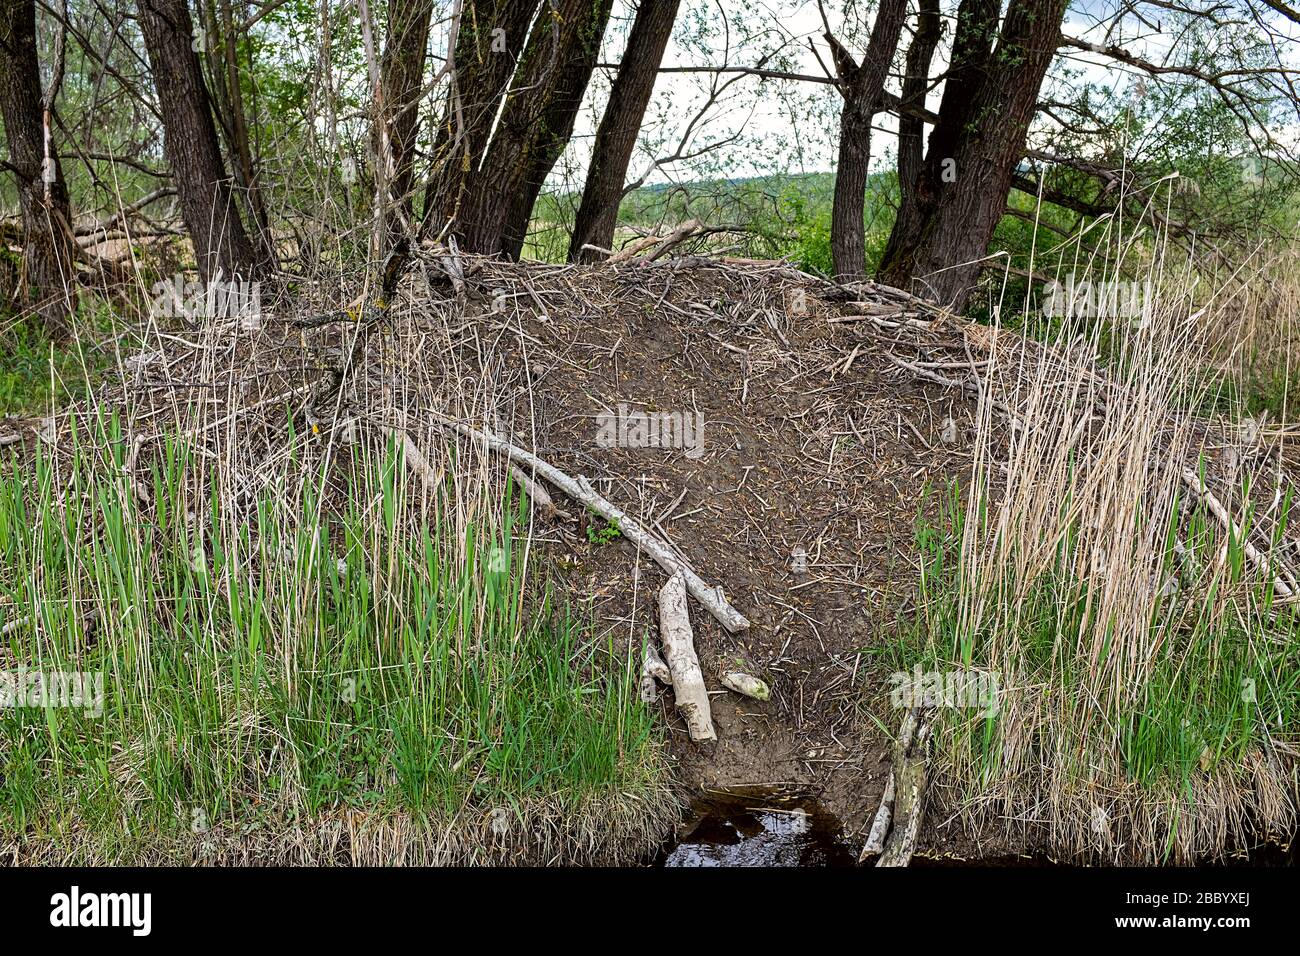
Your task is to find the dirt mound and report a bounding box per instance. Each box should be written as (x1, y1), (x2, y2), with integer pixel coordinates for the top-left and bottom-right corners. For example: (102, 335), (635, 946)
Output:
(412, 256), (980, 834)
(13, 251), (1295, 862)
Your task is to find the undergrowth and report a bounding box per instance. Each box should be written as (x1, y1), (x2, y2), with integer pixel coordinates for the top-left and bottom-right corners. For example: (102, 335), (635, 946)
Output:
(0, 415), (672, 864)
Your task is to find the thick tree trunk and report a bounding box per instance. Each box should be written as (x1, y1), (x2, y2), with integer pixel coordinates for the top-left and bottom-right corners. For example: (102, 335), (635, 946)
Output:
(454, 0), (613, 257)
(500, 0), (614, 259)
(138, 0), (262, 283)
(421, 0), (543, 242)
(892, 0), (941, 239)
(879, 0), (998, 289)
(0, 0), (77, 338)
(568, 0), (680, 263)
(878, 0), (1067, 310)
(830, 102), (874, 283)
(378, 0), (434, 241)
(827, 0), (908, 282)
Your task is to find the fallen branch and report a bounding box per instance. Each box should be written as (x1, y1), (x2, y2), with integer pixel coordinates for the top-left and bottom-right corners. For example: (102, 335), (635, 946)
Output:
(860, 709), (930, 867)
(884, 352), (1015, 420)
(859, 709), (916, 862)
(509, 464), (556, 516)
(658, 571), (717, 742)
(878, 711), (931, 867)
(74, 186), (177, 237)
(1181, 468), (1297, 598)
(439, 417), (751, 633)
(608, 219), (703, 264)
(379, 425), (441, 493)
(860, 772), (896, 859)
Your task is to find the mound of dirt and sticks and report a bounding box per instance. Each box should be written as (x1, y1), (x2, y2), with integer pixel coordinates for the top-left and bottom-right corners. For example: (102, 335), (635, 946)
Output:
(7, 239), (1298, 865)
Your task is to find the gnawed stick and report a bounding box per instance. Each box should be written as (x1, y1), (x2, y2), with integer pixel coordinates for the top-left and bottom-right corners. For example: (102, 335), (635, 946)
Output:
(640, 638), (672, 704)
(859, 709), (918, 862)
(1181, 468), (1296, 598)
(860, 773), (895, 860)
(658, 571), (716, 742)
(440, 418), (751, 633)
(380, 425), (440, 492)
(509, 464), (556, 516)
(877, 712), (931, 867)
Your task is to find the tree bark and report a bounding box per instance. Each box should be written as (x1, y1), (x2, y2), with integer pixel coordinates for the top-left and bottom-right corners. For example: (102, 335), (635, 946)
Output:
(0, 0), (78, 338)
(378, 0), (435, 242)
(567, 0), (680, 263)
(208, 0), (278, 269)
(827, 0), (908, 282)
(892, 0), (941, 244)
(453, 0), (613, 257)
(877, 0), (1067, 310)
(421, 0), (543, 241)
(499, 0), (614, 259)
(137, 0), (263, 283)
(879, 0), (997, 289)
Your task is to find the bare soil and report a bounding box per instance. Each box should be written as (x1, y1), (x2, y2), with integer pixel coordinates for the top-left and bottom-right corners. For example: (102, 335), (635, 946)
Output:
(423, 255), (982, 849)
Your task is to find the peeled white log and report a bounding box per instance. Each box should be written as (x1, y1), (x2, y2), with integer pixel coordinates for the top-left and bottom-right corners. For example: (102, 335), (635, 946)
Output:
(440, 417), (750, 633)
(658, 571), (716, 742)
(859, 772), (895, 861)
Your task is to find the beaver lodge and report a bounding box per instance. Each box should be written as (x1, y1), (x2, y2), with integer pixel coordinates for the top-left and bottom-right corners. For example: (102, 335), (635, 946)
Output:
(1, 247), (1297, 866)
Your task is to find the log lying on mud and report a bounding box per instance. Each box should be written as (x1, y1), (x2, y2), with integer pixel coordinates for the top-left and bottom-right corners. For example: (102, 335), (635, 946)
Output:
(861, 709), (931, 867)
(438, 417), (751, 634)
(658, 571), (717, 742)
(860, 710), (916, 860)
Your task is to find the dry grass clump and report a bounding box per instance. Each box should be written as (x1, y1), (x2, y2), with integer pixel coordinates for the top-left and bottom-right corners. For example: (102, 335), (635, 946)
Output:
(916, 247), (1300, 862)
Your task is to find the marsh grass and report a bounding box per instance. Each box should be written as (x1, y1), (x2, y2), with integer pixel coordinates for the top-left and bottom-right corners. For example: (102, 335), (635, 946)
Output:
(901, 232), (1300, 862)
(0, 412), (673, 865)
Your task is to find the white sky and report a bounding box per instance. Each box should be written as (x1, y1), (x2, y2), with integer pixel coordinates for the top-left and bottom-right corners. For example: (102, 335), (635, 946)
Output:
(545, 0), (1300, 187)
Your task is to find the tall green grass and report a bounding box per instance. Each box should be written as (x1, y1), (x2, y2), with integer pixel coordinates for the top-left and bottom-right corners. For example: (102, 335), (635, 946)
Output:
(0, 414), (666, 862)
(909, 482), (1300, 797)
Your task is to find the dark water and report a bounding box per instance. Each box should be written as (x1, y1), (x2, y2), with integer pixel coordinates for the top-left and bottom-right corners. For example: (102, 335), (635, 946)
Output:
(655, 787), (1296, 867)
(654, 788), (857, 867)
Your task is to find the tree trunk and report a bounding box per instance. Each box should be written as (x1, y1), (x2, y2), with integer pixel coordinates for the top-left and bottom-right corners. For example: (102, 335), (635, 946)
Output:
(892, 0), (941, 242)
(500, 0), (614, 259)
(568, 0), (679, 263)
(0, 0), (77, 339)
(421, 0), (543, 242)
(454, 0), (613, 257)
(138, 0), (262, 283)
(210, 0), (278, 269)
(379, 0), (434, 242)
(827, 0), (908, 282)
(878, 0), (1067, 310)
(879, 0), (998, 289)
